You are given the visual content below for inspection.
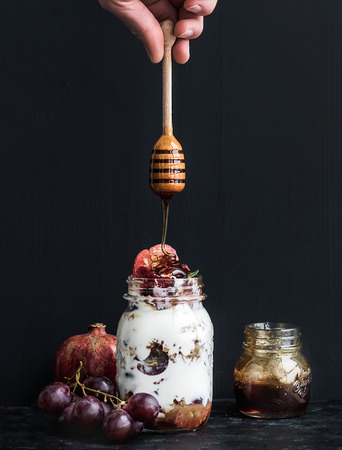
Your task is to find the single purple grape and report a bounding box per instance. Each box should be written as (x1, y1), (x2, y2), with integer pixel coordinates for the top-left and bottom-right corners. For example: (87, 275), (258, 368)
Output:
(124, 393), (160, 424)
(103, 409), (134, 442)
(59, 403), (75, 424)
(73, 395), (104, 427)
(101, 401), (113, 418)
(38, 382), (71, 414)
(84, 376), (115, 396)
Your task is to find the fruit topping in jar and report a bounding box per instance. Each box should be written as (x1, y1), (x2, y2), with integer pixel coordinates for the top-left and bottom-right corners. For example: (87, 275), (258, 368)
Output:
(132, 244), (191, 279)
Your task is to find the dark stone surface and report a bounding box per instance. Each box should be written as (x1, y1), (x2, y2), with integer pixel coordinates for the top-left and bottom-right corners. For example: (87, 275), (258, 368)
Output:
(1, 400), (342, 449)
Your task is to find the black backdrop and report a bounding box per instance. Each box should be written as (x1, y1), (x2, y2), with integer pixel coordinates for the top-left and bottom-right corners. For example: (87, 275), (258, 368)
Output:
(1, 0), (342, 405)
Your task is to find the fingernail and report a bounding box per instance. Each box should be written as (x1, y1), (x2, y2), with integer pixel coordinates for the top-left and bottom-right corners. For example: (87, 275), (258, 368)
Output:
(186, 4), (202, 13)
(178, 30), (194, 39)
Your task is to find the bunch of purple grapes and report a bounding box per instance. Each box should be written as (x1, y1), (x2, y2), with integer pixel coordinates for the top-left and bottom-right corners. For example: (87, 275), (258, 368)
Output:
(38, 376), (160, 442)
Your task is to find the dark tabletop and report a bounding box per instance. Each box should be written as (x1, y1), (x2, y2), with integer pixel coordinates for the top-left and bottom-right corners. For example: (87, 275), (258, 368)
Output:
(1, 400), (342, 450)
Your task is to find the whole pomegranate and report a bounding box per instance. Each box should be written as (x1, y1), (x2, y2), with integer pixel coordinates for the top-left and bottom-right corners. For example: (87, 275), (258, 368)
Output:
(53, 323), (117, 390)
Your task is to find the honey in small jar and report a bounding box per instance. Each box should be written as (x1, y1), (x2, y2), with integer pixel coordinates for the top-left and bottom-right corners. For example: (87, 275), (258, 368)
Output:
(234, 322), (312, 419)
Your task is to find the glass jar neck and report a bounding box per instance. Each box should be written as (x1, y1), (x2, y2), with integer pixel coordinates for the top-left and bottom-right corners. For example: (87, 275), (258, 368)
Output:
(124, 275), (206, 304)
(243, 322), (301, 354)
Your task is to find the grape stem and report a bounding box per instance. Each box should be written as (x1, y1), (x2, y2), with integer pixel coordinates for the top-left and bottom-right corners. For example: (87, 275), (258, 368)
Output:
(64, 361), (125, 408)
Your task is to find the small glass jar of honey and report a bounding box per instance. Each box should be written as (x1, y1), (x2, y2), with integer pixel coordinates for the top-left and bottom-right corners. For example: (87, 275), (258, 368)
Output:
(234, 322), (312, 418)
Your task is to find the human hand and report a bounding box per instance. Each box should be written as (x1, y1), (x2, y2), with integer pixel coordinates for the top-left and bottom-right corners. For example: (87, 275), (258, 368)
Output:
(98, 0), (217, 64)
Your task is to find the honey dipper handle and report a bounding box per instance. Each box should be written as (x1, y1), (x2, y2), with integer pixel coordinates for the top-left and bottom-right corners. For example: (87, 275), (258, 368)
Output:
(161, 20), (176, 136)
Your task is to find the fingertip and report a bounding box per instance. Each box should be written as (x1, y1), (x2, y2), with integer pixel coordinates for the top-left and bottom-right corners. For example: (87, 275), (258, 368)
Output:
(173, 39), (190, 64)
(145, 46), (163, 64)
(140, 25), (164, 63)
(174, 16), (204, 41)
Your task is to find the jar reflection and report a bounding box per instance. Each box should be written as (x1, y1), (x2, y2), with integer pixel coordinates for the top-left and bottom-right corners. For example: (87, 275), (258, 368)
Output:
(234, 322), (312, 419)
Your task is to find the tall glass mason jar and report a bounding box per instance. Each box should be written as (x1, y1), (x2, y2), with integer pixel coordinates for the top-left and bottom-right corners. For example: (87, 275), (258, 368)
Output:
(116, 275), (214, 431)
(234, 322), (312, 419)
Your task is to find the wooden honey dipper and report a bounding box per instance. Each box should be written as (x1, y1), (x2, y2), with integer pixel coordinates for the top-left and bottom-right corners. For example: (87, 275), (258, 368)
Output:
(149, 20), (185, 198)
(149, 20), (185, 256)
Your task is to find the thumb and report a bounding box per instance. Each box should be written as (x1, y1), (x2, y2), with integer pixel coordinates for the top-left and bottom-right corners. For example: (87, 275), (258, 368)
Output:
(99, 0), (164, 63)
